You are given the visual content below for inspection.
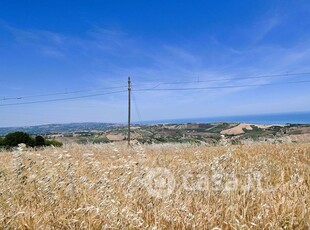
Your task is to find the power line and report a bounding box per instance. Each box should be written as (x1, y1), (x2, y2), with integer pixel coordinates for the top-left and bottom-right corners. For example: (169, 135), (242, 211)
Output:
(1, 73), (310, 107)
(0, 90), (127, 107)
(132, 90), (143, 125)
(0, 85), (127, 101)
(133, 79), (310, 92)
(2, 71), (310, 101)
(132, 71), (310, 88)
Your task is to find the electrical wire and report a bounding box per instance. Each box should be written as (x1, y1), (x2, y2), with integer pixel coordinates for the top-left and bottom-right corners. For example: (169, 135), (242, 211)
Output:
(132, 90), (143, 125)
(0, 85), (127, 101)
(0, 90), (127, 107)
(133, 79), (310, 92)
(1, 72), (310, 107)
(2, 72), (310, 101)
(131, 71), (310, 88)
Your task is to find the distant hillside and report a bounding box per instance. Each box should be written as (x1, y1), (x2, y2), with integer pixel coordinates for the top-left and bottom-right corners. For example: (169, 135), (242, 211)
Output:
(0, 122), (122, 136)
(2, 122), (310, 145)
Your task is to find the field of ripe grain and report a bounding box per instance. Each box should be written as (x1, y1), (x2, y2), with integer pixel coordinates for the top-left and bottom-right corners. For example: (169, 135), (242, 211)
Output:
(0, 143), (309, 229)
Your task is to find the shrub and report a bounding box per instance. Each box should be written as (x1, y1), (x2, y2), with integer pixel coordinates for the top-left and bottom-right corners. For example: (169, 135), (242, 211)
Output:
(0, 137), (5, 147)
(35, 136), (45, 147)
(4, 132), (35, 147)
(44, 139), (63, 147)
(0, 132), (63, 148)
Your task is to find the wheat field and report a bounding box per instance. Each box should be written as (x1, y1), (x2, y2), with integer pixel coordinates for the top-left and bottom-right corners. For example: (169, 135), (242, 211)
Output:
(0, 142), (309, 229)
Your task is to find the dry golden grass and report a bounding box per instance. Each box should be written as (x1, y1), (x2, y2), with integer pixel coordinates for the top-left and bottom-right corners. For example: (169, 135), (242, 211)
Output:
(0, 142), (309, 229)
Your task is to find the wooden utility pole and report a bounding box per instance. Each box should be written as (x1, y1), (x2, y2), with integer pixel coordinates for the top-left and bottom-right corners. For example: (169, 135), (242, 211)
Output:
(127, 76), (131, 146)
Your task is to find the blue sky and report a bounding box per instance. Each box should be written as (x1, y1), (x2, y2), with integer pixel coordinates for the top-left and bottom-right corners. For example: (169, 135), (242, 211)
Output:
(0, 0), (310, 127)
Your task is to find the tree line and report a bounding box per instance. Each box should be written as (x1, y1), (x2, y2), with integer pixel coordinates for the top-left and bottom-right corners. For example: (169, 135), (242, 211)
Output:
(0, 131), (62, 149)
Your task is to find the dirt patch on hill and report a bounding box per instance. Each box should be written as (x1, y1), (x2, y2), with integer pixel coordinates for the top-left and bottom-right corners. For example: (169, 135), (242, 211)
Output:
(106, 134), (124, 141)
(289, 133), (310, 142)
(221, 123), (252, 135)
(221, 123), (271, 135)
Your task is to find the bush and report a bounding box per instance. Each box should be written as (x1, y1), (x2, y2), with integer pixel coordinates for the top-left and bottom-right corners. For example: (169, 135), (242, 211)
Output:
(44, 139), (63, 147)
(4, 132), (35, 147)
(35, 136), (45, 147)
(0, 137), (5, 147)
(0, 132), (63, 149)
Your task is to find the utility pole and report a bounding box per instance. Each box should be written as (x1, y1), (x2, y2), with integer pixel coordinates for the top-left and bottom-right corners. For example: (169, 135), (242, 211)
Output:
(128, 76), (131, 146)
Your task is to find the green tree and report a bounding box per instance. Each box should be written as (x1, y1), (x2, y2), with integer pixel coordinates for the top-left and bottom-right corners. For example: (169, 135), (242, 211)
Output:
(0, 137), (5, 147)
(4, 132), (35, 147)
(35, 135), (45, 147)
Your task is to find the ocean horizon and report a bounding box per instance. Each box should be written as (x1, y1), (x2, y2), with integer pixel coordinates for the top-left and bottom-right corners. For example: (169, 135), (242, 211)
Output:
(139, 111), (310, 125)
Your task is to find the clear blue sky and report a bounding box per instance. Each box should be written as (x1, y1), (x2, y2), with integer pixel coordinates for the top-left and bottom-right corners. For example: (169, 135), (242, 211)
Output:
(0, 0), (310, 127)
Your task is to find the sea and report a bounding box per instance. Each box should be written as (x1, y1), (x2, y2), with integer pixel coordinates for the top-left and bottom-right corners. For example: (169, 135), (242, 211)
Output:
(140, 111), (310, 125)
